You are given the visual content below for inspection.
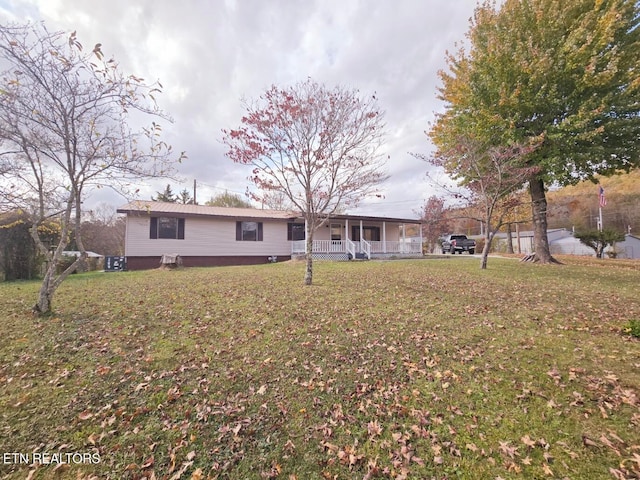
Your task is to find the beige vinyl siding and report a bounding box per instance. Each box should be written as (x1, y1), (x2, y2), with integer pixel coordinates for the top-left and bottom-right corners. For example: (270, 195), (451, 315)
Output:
(124, 216), (291, 257)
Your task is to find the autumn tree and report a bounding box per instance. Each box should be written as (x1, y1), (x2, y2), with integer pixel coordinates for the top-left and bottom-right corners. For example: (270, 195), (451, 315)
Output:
(430, 0), (640, 263)
(223, 79), (388, 285)
(424, 136), (538, 268)
(0, 210), (39, 280)
(419, 196), (451, 254)
(0, 23), (183, 314)
(205, 191), (253, 208)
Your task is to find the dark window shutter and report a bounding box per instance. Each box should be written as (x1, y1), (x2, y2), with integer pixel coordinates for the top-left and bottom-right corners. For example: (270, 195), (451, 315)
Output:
(287, 223), (292, 241)
(177, 218), (185, 239)
(236, 221), (242, 241)
(257, 222), (263, 241)
(150, 217), (158, 239)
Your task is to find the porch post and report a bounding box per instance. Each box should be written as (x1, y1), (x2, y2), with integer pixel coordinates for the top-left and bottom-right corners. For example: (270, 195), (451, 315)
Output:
(383, 222), (387, 253)
(402, 224), (406, 252)
(345, 219), (349, 253)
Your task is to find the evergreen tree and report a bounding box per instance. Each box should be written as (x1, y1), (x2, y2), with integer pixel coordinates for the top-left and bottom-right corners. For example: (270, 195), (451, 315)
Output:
(152, 184), (177, 202)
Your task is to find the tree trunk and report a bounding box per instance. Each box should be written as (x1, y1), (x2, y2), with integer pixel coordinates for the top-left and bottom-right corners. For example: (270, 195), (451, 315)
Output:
(34, 265), (55, 314)
(506, 223), (514, 254)
(480, 230), (496, 270)
(304, 227), (313, 285)
(528, 177), (560, 264)
(480, 237), (490, 269)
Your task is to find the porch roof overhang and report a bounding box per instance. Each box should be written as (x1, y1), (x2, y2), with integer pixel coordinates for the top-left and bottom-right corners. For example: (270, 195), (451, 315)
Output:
(317, 213), (421, 224)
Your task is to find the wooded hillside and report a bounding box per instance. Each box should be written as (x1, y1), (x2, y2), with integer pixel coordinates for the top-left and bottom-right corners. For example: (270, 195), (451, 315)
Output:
(443, 170), (639, 237)
(546, 170), (640, 233)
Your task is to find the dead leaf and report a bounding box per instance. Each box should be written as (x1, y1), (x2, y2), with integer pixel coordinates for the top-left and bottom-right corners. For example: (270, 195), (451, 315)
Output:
(582, 435), (599, 448)
(367, 420), (382, 438)
(521, 435), (536, 449)
(169, 461), (194, 480)
(78, 410), (93, 420)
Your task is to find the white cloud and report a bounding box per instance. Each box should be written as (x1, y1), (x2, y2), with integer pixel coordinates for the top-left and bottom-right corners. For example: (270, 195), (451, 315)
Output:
(2, 0), (477, 218)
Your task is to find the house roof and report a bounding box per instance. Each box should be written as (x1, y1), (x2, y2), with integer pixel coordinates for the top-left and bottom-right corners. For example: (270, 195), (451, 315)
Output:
(117, 201), (421, 224)
(493, 228), (569, 239)
(117, 201), (298, 221)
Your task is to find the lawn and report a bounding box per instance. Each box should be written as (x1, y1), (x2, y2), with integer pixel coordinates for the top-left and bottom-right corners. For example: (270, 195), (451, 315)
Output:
(0, 257), (638, 479)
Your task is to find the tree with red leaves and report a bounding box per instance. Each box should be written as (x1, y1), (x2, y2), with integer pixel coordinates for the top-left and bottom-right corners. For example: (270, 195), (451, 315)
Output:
(223, 79), (388, 285)
(419, 196), (451, 254)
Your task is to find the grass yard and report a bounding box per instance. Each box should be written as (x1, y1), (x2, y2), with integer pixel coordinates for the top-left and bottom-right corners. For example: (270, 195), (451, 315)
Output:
(0, 256), (639, 479)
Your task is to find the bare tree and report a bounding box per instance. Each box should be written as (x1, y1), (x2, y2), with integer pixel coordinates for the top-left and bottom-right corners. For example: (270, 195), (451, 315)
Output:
(0, 22), (184, 314)
(223, 79), (388, 285)
(75, 204), (125, 256)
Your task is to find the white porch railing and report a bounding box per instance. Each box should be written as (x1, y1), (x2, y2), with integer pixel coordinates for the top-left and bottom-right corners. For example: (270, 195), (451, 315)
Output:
(346, 238), (357, 259)
(361, 239), (371, 259)
(292, 239), (422, 257)
(292, 240), (347, 254)
(369, 241), (422, 255)
(292, 240), (306, 254)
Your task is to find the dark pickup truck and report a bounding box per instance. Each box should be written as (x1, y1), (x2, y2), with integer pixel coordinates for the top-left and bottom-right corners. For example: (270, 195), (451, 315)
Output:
(441, 234), (476, 255)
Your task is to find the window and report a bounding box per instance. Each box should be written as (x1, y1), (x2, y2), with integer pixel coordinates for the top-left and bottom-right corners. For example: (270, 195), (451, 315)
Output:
(149, 217), (185, 239)
(287, 223), (305, 241)
(351, 226), (380, 242)
(330, 224), (342, 241)
(236, 221), (263, 241)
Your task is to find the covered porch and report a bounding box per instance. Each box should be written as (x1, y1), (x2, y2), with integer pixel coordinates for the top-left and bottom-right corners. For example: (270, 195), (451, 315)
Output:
(290, 216), (423, 260)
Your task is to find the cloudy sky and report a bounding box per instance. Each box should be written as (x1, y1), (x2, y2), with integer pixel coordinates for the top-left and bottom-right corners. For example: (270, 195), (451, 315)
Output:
(1, 0), (477, 219)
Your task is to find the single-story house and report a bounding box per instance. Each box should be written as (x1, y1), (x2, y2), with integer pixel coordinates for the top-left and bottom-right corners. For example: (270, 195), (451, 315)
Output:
(117, 201), (423, 270)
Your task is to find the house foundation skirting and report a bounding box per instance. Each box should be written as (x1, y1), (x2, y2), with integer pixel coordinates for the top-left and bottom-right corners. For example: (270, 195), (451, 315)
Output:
(124, 255), (291, 271)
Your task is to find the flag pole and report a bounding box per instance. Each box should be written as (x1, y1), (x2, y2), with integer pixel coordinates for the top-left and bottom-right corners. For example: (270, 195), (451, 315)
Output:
(598, 186), (606, 231)
(598, 206), (603, 231)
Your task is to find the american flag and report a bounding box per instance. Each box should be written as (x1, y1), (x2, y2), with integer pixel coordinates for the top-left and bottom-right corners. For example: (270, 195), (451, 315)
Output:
(599, 186), (607, 207)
